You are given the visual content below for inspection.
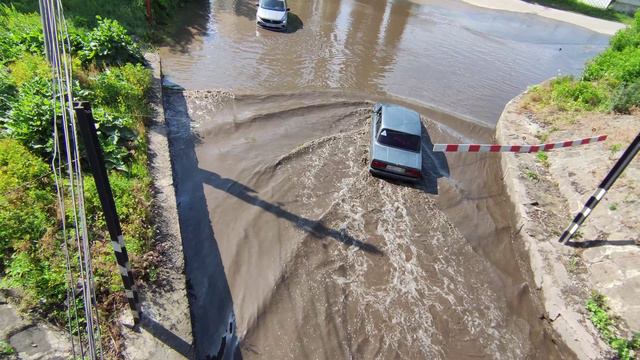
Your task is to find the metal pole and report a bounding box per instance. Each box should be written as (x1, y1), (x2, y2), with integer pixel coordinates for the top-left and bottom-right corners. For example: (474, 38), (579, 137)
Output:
(74, 102), (141, 324)
(145, 0), (153, 24)
(559, 132), (640, 243)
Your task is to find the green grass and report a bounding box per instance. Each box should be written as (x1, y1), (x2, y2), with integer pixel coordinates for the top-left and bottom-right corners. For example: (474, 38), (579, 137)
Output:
(610, 143), (622, 154)
(0, 0), (194, 41)
(567, 255), (580, 273)
(536, 151), (550, 168)
(0, 340), (15, 355)
(524, 168), (540, 181)
(0, 4), (158, 341)
(527, 0), (634, 24)
(526, 10), (640, 114)
(586, 291), (640, 360)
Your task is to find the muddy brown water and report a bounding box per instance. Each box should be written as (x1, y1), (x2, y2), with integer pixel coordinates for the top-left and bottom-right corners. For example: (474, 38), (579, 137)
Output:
(160, 0), (609, 358)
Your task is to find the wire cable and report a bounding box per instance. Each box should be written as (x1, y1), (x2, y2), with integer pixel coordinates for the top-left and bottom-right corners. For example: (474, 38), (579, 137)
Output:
(39, 0), (103, 358)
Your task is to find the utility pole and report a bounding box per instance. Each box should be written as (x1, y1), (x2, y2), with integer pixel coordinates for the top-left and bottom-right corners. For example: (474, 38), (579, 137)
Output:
(75, 102), (141, 324)
(559, 131), (640, 243)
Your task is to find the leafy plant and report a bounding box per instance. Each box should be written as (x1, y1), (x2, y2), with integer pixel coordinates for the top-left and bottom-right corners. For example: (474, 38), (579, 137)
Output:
(567, 255), (580, 273)
(611, 79), (640, 114)
(524, 168), (539, 181)
(77, 17), (143, 67)
(536, 151), (549, 168)
(528, 11), (640, 114)
(586, 291), (638, 360)
(0, 340), (15, 355)
(549, 76), (611, 111)
(0, 139), (55, 269)
(584, 47), (640, 84)
(0, 5), (45, 62)
(0, 66), (16, 115)
(90, 108), (137, 172)
(2, 76), (54, 158)
(610, 143), (622, 154)
(609, 203), (618, 211)
(91, 63), (151, 115)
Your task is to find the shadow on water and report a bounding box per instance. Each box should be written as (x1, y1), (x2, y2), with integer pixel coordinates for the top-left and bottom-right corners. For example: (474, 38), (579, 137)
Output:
(420, 124), (450, 194)
(285, 13), (303, 33)
(198, 168), (382, 255)
(164, 89), (242, 360)
(163, 88), (382, 358)
(160, 0), (211, 53)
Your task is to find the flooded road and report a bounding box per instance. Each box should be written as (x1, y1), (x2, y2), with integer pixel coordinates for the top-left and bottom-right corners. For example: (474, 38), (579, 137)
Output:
(160, 0), (608, 124)
(160, 0), (610, 358)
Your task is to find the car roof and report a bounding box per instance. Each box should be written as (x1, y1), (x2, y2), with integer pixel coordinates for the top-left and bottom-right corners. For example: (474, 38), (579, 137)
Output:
(380, 104), (422, 135)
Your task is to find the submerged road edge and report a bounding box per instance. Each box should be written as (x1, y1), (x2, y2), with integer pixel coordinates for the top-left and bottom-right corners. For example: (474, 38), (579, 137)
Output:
(121, 53), (194, 360)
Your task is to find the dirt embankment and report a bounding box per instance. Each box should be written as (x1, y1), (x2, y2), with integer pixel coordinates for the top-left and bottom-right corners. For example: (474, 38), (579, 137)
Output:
(497, 92), (640, 359)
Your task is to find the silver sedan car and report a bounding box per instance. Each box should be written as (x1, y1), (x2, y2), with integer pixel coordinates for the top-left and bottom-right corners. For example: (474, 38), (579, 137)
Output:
(369, 103), (423, 182)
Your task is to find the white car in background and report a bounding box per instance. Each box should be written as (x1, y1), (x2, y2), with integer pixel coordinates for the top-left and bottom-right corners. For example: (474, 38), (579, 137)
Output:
(256, 0), (289, 31)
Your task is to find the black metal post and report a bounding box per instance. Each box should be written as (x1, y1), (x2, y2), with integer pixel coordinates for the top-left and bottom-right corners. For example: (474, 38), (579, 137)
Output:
(75, 102), (141, 324)
(559, 132), (640, 243)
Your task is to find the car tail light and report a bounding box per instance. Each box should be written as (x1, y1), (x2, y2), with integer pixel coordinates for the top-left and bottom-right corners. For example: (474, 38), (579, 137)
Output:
(371, 160), (386, 169)
(405, 168), (421, 178)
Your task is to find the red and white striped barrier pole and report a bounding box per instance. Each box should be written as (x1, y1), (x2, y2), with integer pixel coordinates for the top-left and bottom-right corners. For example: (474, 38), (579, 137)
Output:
(433, 135), (607, 153)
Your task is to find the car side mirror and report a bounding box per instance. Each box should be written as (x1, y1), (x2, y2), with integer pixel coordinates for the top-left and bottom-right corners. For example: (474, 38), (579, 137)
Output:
(287, 8), (290, 11)
(255, 3), (259, 6)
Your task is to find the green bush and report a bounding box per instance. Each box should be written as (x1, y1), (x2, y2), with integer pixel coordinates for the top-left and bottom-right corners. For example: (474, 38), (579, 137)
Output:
(583, 11), (640, 85)
(0, 340), (15, 355)
(86, 63), (152, 171)
(92, 63), (151, 114)
(83, 170), (152, 256)
(610, 26), (640, 52)
(2, 76), (54, 158)
(3, 252), (68, 320)
(0, 67), (16, 114)
(91, 109), (137, 171)
(0, 0), (157, 340)
(587, 291), (638, 360)
(531, 11), (640, 114)
(610, 11), (640, 51)
(611, 79), (640, 113)
(0, 139), (55, 269)
(549, 76), (610, 111)
(7, 52), (50, 86)
(0, 5), (45, 62)
(584, 47), (640, 83)
(77, 17), (143, 67)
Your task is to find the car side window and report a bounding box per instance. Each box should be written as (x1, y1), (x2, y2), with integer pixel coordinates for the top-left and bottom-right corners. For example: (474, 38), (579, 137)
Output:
(375, 112), (382, 135)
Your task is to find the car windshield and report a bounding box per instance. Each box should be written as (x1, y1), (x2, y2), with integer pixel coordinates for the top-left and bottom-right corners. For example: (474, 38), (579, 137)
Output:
(261, 0), (285, 11)
(377, 129), (421, 152)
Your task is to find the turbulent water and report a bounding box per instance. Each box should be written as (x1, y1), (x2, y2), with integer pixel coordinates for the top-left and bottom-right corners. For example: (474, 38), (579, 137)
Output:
(166, 90), (568, 359)
(159, 0), (610, 358)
